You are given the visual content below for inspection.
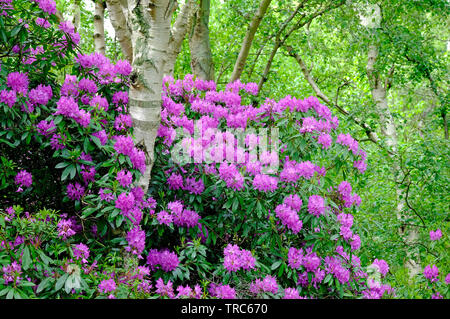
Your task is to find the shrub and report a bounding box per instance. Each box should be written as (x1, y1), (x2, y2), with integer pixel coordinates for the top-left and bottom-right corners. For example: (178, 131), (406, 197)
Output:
(0, 0), (396, 299)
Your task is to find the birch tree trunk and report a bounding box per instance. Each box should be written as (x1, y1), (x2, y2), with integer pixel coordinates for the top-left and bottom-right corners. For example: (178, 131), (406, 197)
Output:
(93, 1), (106, 55)
(367, 44), (422, 278)
(106, 0), (133, 63)
(128, 0), (176, 192)
(229, 0), (272, 83)
(163, 0), (198, 77)
(189, 0), (214, 81)
(72, 0), (81, 32)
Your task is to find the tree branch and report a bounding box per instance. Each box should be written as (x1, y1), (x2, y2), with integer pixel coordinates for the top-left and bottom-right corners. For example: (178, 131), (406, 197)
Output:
(230, 0), (272, 82)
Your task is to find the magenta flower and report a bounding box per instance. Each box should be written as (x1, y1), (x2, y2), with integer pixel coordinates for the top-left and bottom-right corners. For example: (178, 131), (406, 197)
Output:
(113, 135), (135, 156)
(155, 278), (174, 298)
(423, 264), (439, 282)
(15, 170), (32, 189)
(146, 249), (179, 272)
(429, 229), (442, 241)
(115, 192), (135, 213)
(308, 195), (326, 217)
(57, 219), (76, 240)
(209, 284), (236, 299)
(223, 244), (255, 272)
(283, 288), (303, 299)
(67, 183), (85, 201)
(317, 133), (332, 149)
(7, 72), (28, 94)
(116, 169), (133, 188)
(157, 210), (173, 226)
(0, 89), (16, 107)
(98, 278), (116, 294)
(125, 227), (146, 257)
(372, 259), (389, 277)
(73, 243), (89, 263)
(2, 261), (22, 285)
(37, 0), (57, 15)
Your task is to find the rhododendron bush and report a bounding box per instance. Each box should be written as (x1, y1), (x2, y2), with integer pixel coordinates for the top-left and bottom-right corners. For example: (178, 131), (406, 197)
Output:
(3, 0), (448, 300)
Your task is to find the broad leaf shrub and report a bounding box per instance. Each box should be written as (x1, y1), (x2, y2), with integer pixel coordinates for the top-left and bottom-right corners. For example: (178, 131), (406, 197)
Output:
(0, 0), (445, 300)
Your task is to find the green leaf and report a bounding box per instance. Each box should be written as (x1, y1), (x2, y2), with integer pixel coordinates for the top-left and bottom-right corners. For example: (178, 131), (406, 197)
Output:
(271, 260), (282, 270)
(0, 287), (11, 296)
(55, 273), (68, 291)
(6, 288), (14, 299)
(55, 162), (70, 169)
(37, 277), (52, 294)
(22, 246), (31, 271)
(20, 281), (35, 287)
(61, 164), (74, 181)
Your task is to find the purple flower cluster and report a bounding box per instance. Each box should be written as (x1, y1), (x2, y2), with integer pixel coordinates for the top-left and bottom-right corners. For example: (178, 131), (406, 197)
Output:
(73, 243), (89, 263)
(423, 264), (439, 282)
(324, 256), (350, 284)
(15, 170), (32, 191)
(125, 227), (146, 257)
(2, 261), (22, 285)
(116, 169), (133, 188)
(98, 278), (116, 294)
(165, 201), (200, 228)
(7, 72), (28, 95)
(55, 96), (91, 128)
(57, 218), (76, 240)
(429, 229), (442, 241)
(147, 249), (179, 272)
(307, 195), (326, 217)
(249, 275), (278, 294)
(223, 243), (256, 272)
(36, 0), (57, 15)
(371, 259), (389, 277)
(337, 181), (361, 208)
(218, 162), (244, 190)
(209, 283), (236, 299)
(66, 183), (85, 201)
(275, 203), (302, 234)
(0, 89), (16, 107)
(252, 174), (278, 192)
(283, 288), (303, 299)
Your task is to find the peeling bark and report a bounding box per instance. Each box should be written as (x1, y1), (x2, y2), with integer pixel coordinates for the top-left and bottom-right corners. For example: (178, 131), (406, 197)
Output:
(230, 0), (272, 83)
(128, 0), (175, 192)
(106, 0), (133, 63)
(189, 0), (214, 81)
(94, 1), (106, 55)
(164, 0), (198, 77)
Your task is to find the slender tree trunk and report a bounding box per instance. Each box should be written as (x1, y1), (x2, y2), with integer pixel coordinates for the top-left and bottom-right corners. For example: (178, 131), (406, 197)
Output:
(367, 44), (421, 278)
(128, 0), (176, 192)
(189, 0), (214, 81)
(72, 0), (81, 32)
(229, 0), (272, 83)
(94, 1), (106, 55)
(163, 0), (198, 77)
(106, 0), (133, 63)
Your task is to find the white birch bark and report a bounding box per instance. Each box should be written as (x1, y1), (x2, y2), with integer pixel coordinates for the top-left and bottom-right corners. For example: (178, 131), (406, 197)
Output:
(128, 0), (175, 192)
(93, 1), (106, 55)
(106, 0), (133, 63)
